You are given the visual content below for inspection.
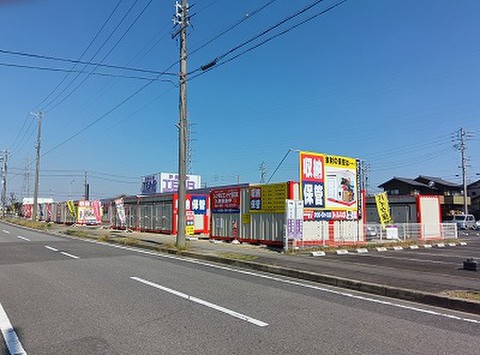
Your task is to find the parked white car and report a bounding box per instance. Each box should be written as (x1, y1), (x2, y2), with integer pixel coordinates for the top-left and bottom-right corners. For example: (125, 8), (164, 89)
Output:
(449, 214), (477, 230)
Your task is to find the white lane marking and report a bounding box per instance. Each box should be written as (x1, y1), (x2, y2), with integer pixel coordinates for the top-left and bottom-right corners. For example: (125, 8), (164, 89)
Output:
(2, 230), (10, 234)
(17, 236), (30, 242)
(0, 303), (27, 355)
(60, 252), (79, 259)
(45, 246), (58, 252)
(66, 235), (480, 325)
(131, 276), (268, 327)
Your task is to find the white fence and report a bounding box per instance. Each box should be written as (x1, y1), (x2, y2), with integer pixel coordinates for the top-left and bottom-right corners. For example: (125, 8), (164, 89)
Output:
(292, 221), (457, 249)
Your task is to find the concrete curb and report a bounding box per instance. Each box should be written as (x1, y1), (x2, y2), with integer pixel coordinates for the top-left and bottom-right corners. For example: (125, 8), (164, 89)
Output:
(3, 220), (479, 315)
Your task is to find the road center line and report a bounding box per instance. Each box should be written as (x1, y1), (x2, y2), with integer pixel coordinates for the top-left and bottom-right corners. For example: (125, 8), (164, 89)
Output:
(45, 246), (58, 252)
(130, 276), (268, 327)
(17, 236), (30, 242)
(2, 230), (10, 234)
(0, 303), (27, 355)
(60, 252), (79, 259)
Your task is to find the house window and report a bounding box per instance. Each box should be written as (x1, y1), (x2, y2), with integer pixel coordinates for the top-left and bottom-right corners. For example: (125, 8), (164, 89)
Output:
(389, 189), (399, 195)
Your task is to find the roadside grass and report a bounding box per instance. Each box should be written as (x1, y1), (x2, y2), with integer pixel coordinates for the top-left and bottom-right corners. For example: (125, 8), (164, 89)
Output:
(441, 290), (480, 303)
(98, 232), (111, 242)
(64, 229), (90, 238)
(3, 217), (53, 230)
(118, 237), (140, 246)
(217, 252), (257, 261)
(162, 242), (191, 253)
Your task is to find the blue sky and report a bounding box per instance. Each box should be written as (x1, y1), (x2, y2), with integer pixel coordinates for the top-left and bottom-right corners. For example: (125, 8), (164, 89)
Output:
(0, 0), (479, 201)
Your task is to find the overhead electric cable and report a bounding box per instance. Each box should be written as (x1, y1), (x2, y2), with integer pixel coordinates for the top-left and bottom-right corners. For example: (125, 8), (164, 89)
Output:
(0, 48), (174, 76)
(42, 0), (143, 112)
(189, 0), (279, 57)
(0, 61), (173, 81)
(190, 0), (348, 79)
(34, 0), (125, 110)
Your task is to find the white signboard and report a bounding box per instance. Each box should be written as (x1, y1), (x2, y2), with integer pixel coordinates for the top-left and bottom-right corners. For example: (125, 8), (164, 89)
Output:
(159, 173), (202, 193)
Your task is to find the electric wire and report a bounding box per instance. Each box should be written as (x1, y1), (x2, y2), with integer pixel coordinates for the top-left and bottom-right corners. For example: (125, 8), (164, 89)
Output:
(0, 48), (175, 77)
(190, 0), (348, 78)
(0, 61), (173, 81)
(42, 0), (143, 112)
(34, 0), (125, 111)
(189, 0), (279, 57)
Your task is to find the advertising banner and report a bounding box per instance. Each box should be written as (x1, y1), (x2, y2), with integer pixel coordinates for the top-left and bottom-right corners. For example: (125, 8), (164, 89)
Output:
(189, 195), (207, 215)
(67, 200), (76, 217)
(300, 151), (358, 221)
(115, 198), (126, 225)
(249, 182), (288, 213)
(286, 199), (304, 240)
(77, 200), (102, 225)
(185, 211), (195, 235)
(375, 192), (393, 226)
(141, 174), (158, 194)
(159, 173), (201, 193)
(211, 187), (241, 213)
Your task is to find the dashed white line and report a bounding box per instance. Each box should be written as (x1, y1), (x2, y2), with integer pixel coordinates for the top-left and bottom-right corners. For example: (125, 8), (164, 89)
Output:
(131, 276), (268, 327)
(17, 236), (30, 242)
(44, 246), (79, 259)
(2, 230), (10, 234)
(0, 303), (27, 355)
(67, 235), (480, 325)
(60, 252), (79, 259)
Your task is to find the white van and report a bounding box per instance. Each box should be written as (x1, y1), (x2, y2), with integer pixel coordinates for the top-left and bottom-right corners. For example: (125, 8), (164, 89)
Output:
(449, 214), (477, 230)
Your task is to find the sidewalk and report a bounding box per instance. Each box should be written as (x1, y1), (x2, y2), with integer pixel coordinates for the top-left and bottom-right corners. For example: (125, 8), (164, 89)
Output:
(45, 223), (480, 315)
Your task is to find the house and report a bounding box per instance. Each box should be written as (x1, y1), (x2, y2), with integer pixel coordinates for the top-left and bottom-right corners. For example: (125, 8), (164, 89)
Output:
(467, 179), (480, 219)
(367, 175), (468, 223)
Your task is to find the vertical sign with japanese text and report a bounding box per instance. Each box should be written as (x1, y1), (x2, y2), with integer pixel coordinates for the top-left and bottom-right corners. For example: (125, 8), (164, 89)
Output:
(300, 152), (325, 209)
(375, 192), (392, 226)
(300, 151), (359, 221)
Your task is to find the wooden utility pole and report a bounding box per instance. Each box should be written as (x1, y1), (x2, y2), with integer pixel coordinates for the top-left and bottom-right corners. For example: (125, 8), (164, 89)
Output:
(174, 0), (189, 247)
(31, 111), (43, 221)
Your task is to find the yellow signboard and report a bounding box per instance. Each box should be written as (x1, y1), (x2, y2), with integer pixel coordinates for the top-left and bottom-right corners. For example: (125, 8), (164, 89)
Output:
(242, 213), (251, 224)
(249, 182), (288, 213)
(375, 192), (393, 225)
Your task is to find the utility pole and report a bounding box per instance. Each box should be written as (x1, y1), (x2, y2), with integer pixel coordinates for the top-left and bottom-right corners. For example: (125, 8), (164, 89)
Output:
(84, 171), (89, 200)
(453, 127), (474, 214)
(173, 0), (189, 247)
(1, 150), (7, 216)
(22, 157), (31, 200)
(31, 111), (43, 221)
(259, 161), (267, 183)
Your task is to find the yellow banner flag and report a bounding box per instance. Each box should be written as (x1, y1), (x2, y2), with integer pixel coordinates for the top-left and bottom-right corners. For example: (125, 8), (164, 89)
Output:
(67, 200), (76, 218)
(375, 192), (392, 226)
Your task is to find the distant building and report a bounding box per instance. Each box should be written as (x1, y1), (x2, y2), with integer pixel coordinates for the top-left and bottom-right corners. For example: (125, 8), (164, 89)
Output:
(367, 175), (469, 223)
(467, 179), (480, 219)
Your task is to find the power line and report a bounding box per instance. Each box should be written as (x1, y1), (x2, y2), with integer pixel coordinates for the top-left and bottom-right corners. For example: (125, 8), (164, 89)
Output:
(0, 61), (174, 81)
(0, 48), (174, 77)
(190, 0), (347, 76)
(34, 0), (125, 110)
(42, 0), (144, 112)
(189, 0), (280, 57)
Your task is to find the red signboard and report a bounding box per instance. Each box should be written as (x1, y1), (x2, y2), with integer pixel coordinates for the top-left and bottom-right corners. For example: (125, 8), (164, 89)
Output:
(211, 187), (241, 213)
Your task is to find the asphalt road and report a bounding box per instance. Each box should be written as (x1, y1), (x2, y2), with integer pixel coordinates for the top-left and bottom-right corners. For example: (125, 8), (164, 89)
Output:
(1, 223), (480, 354)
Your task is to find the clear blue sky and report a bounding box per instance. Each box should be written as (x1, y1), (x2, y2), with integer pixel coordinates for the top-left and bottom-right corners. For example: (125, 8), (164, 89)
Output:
(0, 0), (479, 201)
